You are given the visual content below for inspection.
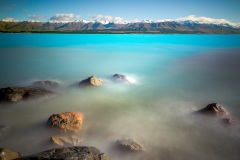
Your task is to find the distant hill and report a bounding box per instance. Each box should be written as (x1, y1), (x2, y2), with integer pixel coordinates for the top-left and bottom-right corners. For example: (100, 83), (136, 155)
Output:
(0, 21), (240, 33)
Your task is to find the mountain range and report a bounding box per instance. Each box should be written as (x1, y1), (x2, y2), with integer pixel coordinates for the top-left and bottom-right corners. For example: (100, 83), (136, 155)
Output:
(1, 20), (240, 33)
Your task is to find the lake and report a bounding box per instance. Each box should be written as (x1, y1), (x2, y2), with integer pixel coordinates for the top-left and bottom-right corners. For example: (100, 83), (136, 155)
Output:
(1, 34), (240, 160)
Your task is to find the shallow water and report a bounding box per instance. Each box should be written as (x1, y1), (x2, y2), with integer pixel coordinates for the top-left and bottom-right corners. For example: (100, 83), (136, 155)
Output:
(0, 34), (240, 160)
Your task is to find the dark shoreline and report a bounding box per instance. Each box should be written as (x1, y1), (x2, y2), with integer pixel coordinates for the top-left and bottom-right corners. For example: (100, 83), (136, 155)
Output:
(1, 31), (240, 34)
(0, 30), (199, 34)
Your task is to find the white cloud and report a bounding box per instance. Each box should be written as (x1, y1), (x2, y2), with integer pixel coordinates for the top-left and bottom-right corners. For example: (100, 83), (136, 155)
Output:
(28, 20), (40, 22)
(28, 15), (44, 20)
(2, 17), (20, 22)
(92, 14), (125, 24)
(175, 15), (237, 26)
(129, 19), (141, 23)
(149, 15), (239, 27)
(49, 13), (80, 22)
(92, 14), (103, 20)
(113, 17), (124, 23)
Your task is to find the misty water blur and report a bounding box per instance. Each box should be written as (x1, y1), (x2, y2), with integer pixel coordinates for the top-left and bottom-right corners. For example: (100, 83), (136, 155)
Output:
(1, 34), (240, 160)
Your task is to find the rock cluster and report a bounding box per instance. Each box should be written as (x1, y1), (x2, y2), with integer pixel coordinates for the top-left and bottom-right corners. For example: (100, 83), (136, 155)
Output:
(4, 76), (239, 160)
(17, 147), (109, 160)
(47, 112), (83, 132)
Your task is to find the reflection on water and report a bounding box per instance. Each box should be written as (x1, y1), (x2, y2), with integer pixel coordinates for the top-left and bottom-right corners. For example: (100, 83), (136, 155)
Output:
(1, 35), (240, 160)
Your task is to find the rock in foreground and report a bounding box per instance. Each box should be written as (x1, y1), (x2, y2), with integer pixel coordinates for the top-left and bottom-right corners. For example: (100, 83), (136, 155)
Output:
(0, 87), (57, 102)
(32, 80), (59, 89)
(195, 103), (229, 117)
(18, 146), (109, 160)
(117, 139), (144, 152)
(47, 112), (83, 132)
(0, 148), (21, 160)
(112, 74), (130, 83)
(79, 76), (103, 87)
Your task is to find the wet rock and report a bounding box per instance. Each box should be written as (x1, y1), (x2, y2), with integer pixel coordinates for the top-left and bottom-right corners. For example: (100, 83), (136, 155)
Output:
(0, 148), (21, 160)
(47, 112), (83, 132)
(0, 87), (57, 103)
(51, 136), (64, 146)
(51, 136), (82, 146)
(32, 80), (59, 89)
(79, 76), (103, 87)
(112, 74), (130, 83)
(221, 118), (236, 126)
(195, 103), (229, 117)
(195, 103), (238, 127)
(0, 125), (9, 141)
(18, 146), (109, 160)
(117, 139), (144, 152)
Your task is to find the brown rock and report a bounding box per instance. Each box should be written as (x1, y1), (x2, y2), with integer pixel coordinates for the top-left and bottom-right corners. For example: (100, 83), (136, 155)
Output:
(195, 103), (239, 127)
(51, 136), (82, 146)
(196, 103), (229, 117)
(47, 112), (83, 132)
(0, 148), (21, 160)
(51, 136), (64, 146)
(221, 118), (236, 126)
(0, 87), (57, 102)
(32, 80), (59, 89)
(112, 74), (130, 83)
(79, 76), (103, 87)
(17, 146), (109, 160)
(117, 139), (144, 152)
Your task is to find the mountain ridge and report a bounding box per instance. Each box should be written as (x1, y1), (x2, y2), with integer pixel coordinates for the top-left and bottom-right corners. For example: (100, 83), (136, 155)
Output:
(0, 20), (240, 34)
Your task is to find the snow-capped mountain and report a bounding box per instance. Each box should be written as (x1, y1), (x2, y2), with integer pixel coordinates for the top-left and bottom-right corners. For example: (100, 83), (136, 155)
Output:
(177, 20), (239, 28)
(1, 18), (240, 33)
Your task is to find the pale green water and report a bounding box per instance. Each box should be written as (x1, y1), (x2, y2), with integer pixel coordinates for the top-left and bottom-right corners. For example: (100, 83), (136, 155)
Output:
(0, 34), (240, 160)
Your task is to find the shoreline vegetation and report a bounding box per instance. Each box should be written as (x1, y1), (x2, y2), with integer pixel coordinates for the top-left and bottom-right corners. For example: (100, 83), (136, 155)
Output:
(1, 21), (240, 34)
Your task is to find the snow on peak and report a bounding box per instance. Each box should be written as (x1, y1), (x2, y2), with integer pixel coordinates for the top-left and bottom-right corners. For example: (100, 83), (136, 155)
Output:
(174, 15), (239, 28)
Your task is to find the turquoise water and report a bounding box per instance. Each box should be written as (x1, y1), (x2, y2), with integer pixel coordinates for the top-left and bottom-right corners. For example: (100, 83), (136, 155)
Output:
(1, 34), (240, 159)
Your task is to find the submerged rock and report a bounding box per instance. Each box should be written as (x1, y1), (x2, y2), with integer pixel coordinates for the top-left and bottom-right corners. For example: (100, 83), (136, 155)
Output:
(195, 103), (229, 117)
(112, 74), (130, 83)
(0, 125), (9, 141)
(79, 76), (103, 87)
(47, 112), (83, 132)
(32, 80), (59, 89)
(117, 139), (144, 152)
(0, 148), (21, 160)
(18, 146), (109, 160)
(0, 87), (57, 102)
(221, 118), (236, 126)
(51, 136), (82, 146)
(195, 103), (238, 127)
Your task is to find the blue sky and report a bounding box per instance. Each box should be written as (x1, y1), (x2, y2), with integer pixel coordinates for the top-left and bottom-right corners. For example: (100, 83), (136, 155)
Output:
(1, 0), (240, 23)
